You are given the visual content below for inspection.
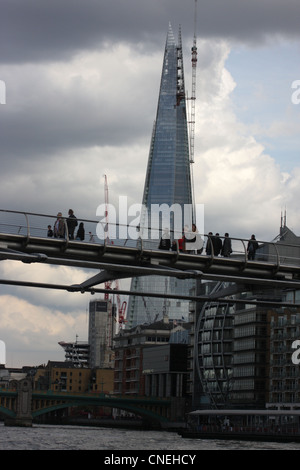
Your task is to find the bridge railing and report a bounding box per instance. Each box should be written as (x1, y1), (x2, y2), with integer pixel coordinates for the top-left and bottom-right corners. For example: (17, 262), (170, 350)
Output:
(0, 209), (138, 247)
(1, 209), (300, 268)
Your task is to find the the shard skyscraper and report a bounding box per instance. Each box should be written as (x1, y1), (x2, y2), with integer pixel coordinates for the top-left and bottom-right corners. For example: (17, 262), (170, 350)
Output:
(127, 24), (195, 328)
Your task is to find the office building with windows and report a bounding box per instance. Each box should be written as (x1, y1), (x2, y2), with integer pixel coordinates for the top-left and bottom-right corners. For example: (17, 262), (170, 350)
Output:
(189, 222), (300, 411)
(88, 299), (115, 369)
(127, 24), (195, 328)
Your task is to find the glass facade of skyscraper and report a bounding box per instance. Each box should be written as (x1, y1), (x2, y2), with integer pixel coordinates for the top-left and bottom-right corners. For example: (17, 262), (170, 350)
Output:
(142, 24), (192, 213)
(127, 25), (195, 327)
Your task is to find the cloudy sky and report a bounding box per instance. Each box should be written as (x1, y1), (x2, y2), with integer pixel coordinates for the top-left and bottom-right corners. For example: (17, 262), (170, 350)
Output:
(0, 0), (299, 367)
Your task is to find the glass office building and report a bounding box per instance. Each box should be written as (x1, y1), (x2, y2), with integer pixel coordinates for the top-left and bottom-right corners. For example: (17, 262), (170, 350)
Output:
(142, 24), (193, 213)
(127, 25), (195, 327)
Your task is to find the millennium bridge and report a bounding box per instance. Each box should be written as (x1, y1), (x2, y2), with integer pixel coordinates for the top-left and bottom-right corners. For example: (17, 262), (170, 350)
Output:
(1, 210), (300, 427)
(0, 209), (300, 305)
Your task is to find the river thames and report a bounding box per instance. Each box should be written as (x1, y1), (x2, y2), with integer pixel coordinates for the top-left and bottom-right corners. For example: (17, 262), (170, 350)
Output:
(1, 422), (300, 451)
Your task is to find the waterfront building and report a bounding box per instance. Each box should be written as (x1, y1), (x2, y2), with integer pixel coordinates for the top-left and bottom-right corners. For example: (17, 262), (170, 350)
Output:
(90, 368), (114, 394)
(113, 316), (190, 397)
(34, 361), (92, 393)
(143, 343), (188, 400)
(257, 212), (300, 266)
(58, 339), (89, 368)
(190, 281), (235, 409)
(127, 24), (196, 328)
(58, 298), (115, 369)
(230, 294), (273, 408)
(33, 361), (114, 394)
(88, 298), (115, 369)
(190, 220), (300, 411)
(191, 282), (279, 409)
(268, 307), (300, 407)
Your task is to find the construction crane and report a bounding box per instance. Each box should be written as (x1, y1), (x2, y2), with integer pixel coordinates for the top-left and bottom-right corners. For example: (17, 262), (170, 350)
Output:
(103, 174), (112, 301)
(189, 0), (198, 223)
(103, 175), (127, 327)
(104, 174), (110, 245)
(189, 0), (198, 165)
(114, 279), (127, 326)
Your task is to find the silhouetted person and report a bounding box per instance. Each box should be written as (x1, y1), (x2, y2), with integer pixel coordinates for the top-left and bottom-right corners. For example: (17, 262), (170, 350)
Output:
(47, 225), (53, 237)
(171, 240), (178, 251)
(76, 222), (85, 241)
(247, 234), (259, 260)
(67, 209), (78, 240)
(213, 233), (222, 256)
(206, 232), (213, 255)
(159, 228), (171, 250)
(222, 233), (232, 257)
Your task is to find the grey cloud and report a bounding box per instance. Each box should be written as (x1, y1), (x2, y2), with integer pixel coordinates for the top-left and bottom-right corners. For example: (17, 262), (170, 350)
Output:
(1, 0), (300, 65)
(0, 65), (156, 165)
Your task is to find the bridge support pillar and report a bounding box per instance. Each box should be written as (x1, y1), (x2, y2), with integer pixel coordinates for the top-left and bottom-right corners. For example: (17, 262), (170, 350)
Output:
(5, 378), (33, 427)
(170, 397), (186, 422)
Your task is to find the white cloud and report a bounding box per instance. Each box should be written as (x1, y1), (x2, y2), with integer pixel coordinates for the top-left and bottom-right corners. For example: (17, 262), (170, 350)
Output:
(0, 295), (77, 335)
(0, 260), (129, 366)
(0, 294), (88, 366)
(1, 29), (300, 367)
(191, 40), (300, 240)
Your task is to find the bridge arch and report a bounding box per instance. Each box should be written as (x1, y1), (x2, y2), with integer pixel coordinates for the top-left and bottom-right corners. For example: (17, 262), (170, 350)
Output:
(32, 398), (170, 427)
(0, 406), (16, 419)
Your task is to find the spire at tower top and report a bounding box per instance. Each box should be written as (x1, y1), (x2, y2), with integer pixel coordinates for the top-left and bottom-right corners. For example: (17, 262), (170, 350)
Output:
(166, 22), (175, 46)
(281, 209), (287, 229)
(178, 24), (182, 47)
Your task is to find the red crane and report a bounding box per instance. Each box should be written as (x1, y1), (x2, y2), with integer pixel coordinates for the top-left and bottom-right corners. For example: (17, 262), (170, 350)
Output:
(103, 175), (127, 326)
(103, 175), (112, 300)
(189, 0), (198, 224)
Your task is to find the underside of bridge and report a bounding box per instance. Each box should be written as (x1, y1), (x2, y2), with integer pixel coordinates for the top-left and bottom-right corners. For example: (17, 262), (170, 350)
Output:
(1, 231), (300, 309)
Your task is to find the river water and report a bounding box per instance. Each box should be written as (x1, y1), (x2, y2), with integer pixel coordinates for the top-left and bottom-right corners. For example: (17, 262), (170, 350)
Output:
(0, 422), (300, 451)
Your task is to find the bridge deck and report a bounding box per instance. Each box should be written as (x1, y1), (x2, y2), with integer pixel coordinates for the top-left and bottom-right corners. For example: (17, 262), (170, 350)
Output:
(1, 209), (300, 294)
